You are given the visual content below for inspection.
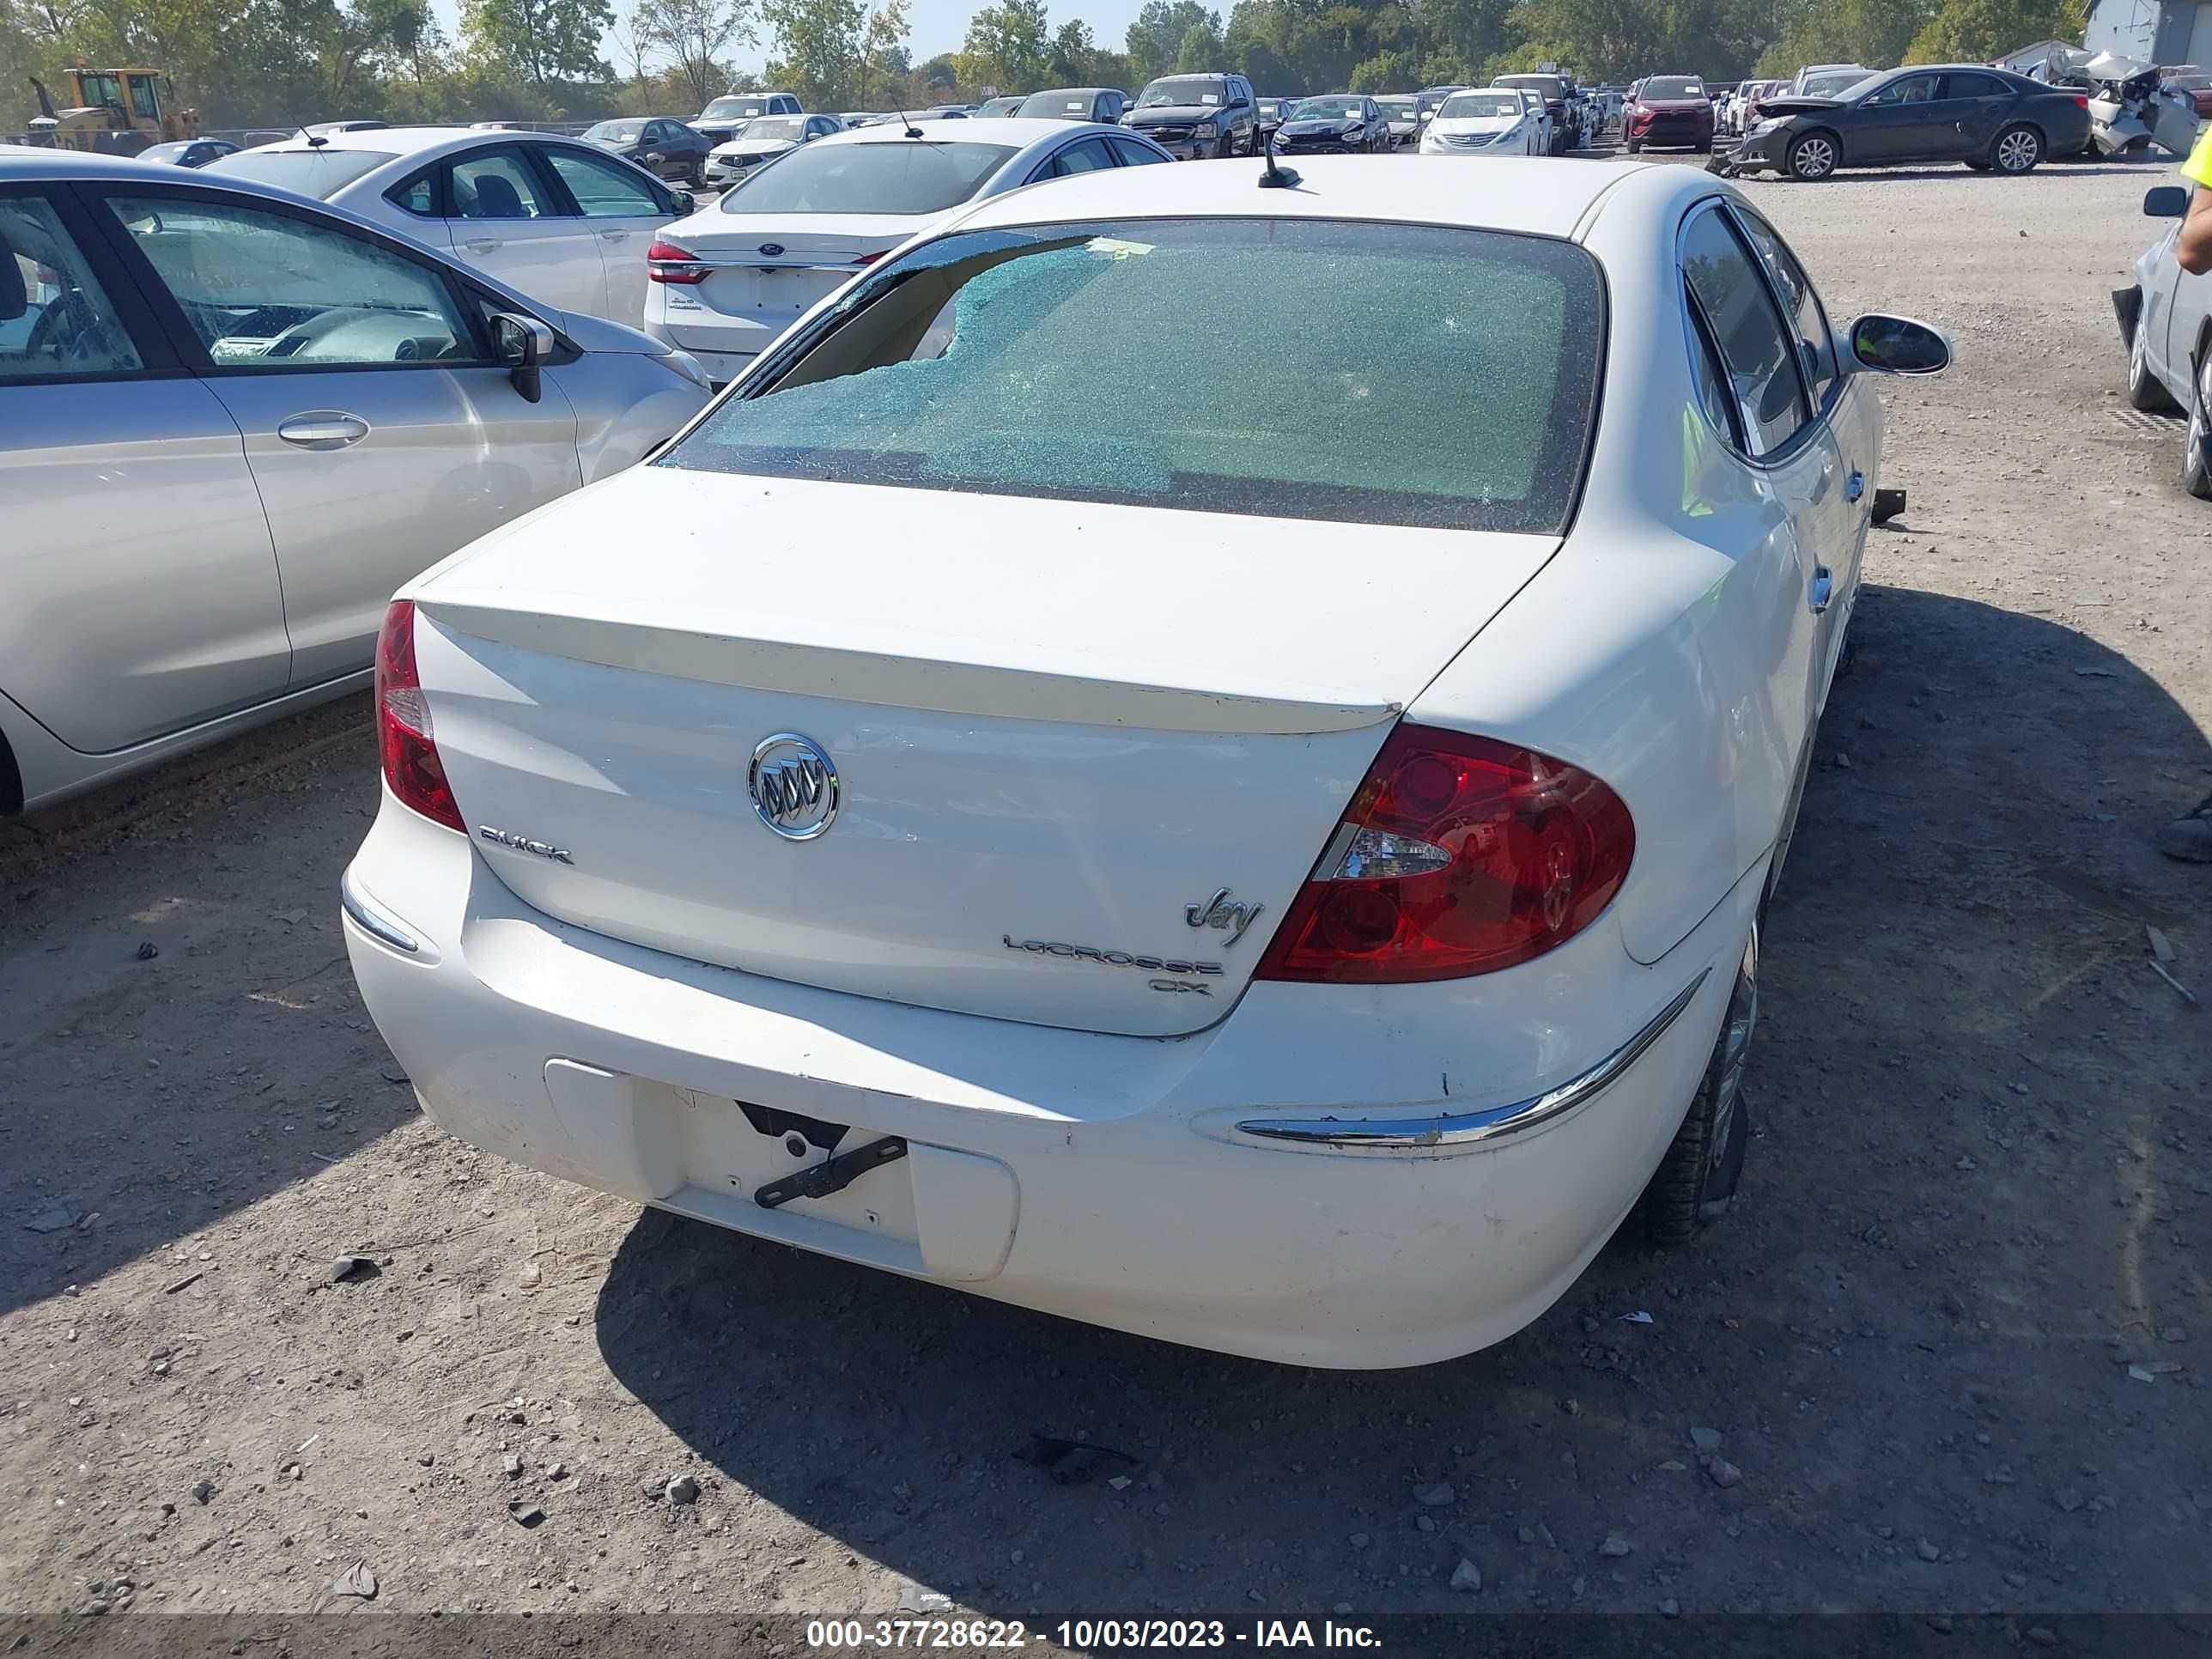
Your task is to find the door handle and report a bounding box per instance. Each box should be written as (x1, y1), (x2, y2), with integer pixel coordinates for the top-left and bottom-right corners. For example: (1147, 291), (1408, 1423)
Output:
(1844, 469), (1865, 502)
(599, 229), (629, 243)
(464, 237), (501, 253)
(1808, 566), (1834, 614)
(276, 412), (369, 449)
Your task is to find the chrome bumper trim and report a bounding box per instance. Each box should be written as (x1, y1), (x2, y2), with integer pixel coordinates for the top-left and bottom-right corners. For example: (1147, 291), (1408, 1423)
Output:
(1234, 969), (1711, 1151)
(340, 870), (420, 955)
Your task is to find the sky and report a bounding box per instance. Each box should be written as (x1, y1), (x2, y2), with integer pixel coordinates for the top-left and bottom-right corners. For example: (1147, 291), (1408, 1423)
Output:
(421, 0), (1155, 83)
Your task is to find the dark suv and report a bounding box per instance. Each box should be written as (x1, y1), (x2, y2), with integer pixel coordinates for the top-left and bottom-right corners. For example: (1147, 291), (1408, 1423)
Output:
(1123, 73), (1257, 158)
(1492, 73), (1582, 152)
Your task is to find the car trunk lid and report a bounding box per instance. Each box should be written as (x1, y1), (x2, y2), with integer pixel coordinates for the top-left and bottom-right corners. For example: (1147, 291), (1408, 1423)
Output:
(411, 466), (1564, 1036)
(660, 216), (917, 350)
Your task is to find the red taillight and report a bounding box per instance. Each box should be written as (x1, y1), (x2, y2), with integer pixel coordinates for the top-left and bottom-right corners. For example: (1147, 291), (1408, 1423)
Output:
(375, 600), (464, 832)
(647, 240), (708, 284)
(2073, 94), (2089, 109)
(1254, 724), (1634, 984)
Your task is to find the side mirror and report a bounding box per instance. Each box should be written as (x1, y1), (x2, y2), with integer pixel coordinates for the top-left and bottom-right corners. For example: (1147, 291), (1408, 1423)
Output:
(2146, 184), (2190, 217)
(490, 310), (554, 402)
(670, 188), (696, 216)
(1846, 313), (1951, 376)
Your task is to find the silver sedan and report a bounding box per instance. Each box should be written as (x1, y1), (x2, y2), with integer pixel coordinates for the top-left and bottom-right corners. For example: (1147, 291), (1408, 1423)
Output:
(0, 150), (713, 815)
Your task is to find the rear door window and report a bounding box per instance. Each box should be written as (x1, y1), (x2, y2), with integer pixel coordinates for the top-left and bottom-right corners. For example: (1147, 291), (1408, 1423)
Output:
(1108, 135), (1168, 167)
(665, 217), (1605, 534)
(1046, 137), (1117, 178)
(449, 148), (554, 219)
(1680, 204), (1806, 456)
(1730, 206), (1838, 414)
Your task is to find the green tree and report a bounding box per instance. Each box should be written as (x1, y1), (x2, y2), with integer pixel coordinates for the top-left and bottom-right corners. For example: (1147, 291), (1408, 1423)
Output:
(763, 0), (865, 105)
(1171, 15), (1224, 67)
(1905, 0), (2081, 63)
(635, 0), (755, 106)
(1126, 0), (1218, 82)
(462, 0), (613, 85)
(961, 0), (1050, 93)
(857, 0), (910, 105)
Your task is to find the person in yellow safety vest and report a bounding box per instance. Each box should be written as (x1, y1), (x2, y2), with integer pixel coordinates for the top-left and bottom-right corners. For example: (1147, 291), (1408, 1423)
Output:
(2161, 127), (2212, 859)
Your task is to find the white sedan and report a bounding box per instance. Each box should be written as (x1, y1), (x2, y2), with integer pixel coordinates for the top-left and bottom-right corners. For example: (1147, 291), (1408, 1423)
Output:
(341, 157), (1948, 1368)
(641, 118), (1173, 384)
(209, 128), (685, 325)
(703, 112), (847, 189)
(1420, 87), (1547, 155)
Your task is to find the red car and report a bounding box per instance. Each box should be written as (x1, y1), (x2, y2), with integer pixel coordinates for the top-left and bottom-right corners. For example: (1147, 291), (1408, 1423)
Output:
(1625, 74), (1715, 153)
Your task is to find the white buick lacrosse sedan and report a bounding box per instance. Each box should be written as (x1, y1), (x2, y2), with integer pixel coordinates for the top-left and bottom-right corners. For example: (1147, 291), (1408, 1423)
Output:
(341, 156), (1947, 1368)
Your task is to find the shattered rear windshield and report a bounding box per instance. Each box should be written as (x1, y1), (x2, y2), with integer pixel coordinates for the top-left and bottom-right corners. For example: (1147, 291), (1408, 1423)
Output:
(662, 218), (1604, 534)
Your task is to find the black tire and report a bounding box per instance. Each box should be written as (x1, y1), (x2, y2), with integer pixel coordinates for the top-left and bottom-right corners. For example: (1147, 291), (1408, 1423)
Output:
(1990, 123), (2043, 174)
(1786, 129), (1838, 179)
(1635, 928), (1757, 1247)
(1625, 137), (1642, 154)
(1695, 137), (1712, 153)
(2184, 349), (2212, 500)
(2130, 292), (2182, 412)
(1963, 158), (1992, 171)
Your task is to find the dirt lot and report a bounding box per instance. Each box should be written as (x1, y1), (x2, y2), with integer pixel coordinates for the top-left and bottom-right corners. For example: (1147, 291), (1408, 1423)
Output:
(3, 151), (2210, 1643)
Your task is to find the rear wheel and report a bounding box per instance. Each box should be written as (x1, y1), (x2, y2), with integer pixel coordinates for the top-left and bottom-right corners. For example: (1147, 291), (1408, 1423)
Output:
(1787, 131), (1838, 179)
(1990, 123), (2043, 174)
(1635, 927), (1757, 1246)
(2130, 295), (2181, 412)
(1625, 137), (1642, 153)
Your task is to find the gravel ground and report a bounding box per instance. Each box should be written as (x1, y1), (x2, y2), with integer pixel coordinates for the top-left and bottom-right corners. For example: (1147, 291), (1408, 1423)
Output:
(2, 150), (2209, 1644)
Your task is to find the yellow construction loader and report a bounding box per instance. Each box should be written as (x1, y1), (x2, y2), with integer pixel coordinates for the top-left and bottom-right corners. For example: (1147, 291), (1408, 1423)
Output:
(27, 68), (199, 155)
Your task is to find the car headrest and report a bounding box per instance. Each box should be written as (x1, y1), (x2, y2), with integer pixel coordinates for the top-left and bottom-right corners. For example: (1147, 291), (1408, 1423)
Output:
(471, 174), (524, 216)
(0, 247), (24, 322)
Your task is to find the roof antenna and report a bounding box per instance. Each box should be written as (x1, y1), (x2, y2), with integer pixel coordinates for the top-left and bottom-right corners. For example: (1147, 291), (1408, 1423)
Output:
(898, 107), (921, 138)
(1257, 126), (1297, 188)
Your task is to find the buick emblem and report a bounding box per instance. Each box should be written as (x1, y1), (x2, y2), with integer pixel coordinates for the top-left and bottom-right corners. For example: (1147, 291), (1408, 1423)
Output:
(757, 241), (784, 257)
(747, 733), (839, 840)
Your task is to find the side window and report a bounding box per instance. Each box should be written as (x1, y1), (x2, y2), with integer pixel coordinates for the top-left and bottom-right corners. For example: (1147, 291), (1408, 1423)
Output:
(1051, 137), (1117, 176)
(1680, 205), (1805, 457)
(388, 168), (438, 217)
(1941, 72), (2006, 99)
(128, 76), (161, 120)
(541, 147), (665, 217)
(0, 191), (144, 380)
(1108, 134), (1169, 167)
(448, 148), (552, 220)
(1733, 207), (1837, 412)
(104, 195), (481, 370)
(1863, 73), (1940, 106)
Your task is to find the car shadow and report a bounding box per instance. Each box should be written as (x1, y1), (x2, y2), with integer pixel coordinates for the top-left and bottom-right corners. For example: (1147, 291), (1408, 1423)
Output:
(0, 698), (410, 1322)
(592, 585), (2212, 1615)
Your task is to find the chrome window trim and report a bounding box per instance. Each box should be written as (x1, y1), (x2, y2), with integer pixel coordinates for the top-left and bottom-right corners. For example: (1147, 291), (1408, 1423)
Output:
(1676, 197), (1832, 469)
(1233, 968), (1710, 1151)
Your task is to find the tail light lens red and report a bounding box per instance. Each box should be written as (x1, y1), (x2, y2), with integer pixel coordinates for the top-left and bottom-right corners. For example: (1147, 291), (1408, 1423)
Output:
(2073, 94), (2089, 109)
(1254, 724), (1634, 984)
(646, 240), (708, 284)
(375, 600), (464, 832)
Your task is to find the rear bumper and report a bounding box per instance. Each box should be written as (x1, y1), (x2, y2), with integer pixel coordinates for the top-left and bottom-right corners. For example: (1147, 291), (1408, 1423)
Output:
(342, 789), (1753, 1368)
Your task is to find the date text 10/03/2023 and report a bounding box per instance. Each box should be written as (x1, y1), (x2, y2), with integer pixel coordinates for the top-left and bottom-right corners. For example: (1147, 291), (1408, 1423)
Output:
(803, 1619), (1385, 1649)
